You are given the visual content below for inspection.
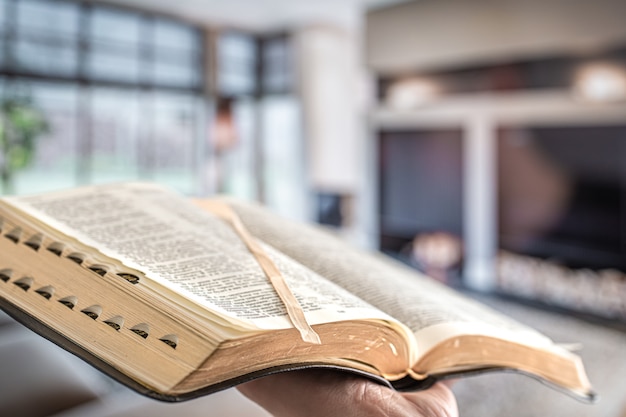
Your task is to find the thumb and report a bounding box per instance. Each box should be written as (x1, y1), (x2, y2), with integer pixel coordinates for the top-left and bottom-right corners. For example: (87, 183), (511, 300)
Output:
(400, 383), (459, 417)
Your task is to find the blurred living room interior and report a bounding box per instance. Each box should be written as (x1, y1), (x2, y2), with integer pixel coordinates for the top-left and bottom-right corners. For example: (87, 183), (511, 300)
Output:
(0, 0), (625, 416)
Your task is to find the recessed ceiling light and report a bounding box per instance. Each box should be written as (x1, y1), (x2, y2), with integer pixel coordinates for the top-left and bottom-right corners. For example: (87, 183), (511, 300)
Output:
(574, 63), (626, 103)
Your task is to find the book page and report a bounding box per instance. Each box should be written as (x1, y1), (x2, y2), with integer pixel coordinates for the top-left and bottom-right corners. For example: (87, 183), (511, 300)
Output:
(3, 183), (398, 333)
(226, 199), (553, 355)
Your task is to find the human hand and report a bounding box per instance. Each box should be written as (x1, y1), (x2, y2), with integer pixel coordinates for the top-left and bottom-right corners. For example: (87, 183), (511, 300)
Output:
(238, 369), (458, 417)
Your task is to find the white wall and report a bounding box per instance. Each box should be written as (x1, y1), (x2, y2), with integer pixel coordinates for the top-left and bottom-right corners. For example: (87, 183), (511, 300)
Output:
(296, 23), (380, 245)
(367, 0), (626, 72)
(297, 26), (363, 194)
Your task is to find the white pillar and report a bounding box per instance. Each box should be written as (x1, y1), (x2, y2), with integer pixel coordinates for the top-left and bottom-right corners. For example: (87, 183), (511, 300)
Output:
(463, 114), (497, 291)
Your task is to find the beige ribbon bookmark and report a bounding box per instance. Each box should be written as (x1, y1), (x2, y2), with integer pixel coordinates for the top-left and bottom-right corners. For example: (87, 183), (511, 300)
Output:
(194, 199), (322, 345)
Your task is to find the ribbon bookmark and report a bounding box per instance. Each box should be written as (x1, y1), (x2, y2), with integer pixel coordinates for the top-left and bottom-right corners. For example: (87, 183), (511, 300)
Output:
(195, 199), (322, 345)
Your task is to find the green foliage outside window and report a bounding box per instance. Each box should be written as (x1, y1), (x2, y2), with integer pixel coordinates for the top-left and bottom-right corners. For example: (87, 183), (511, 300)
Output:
(0, 95), (49, 194)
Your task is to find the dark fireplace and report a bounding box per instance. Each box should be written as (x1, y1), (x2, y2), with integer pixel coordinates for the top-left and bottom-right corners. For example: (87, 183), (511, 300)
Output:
(377, 124), (626, 322)
(498, 124), (626, 271)
(496, 124), (626, 321)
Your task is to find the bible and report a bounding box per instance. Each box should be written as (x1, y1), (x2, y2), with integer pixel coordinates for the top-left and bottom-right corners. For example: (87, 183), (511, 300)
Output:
(0, 182), (594, 402)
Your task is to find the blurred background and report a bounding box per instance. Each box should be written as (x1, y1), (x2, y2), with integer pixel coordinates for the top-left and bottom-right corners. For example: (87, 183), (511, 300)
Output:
(0, 0), (625, 416)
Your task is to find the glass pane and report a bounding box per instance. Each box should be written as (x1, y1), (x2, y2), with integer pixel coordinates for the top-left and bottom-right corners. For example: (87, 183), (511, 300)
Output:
(220, 33), (256, 61)
(14, 39), (78, 75)
(91, 8), (141, 45)
(219, 98), (257, 199)
(154, 19), (200, 52)
(150, 92), (201, 194)
(9, 81), (79, 195)
(0, 37), (4, 69)
(88, 8), (141, 82)
(0, 0), (6, 68)
(263, 37), (292, 92)
(219, 66), (256, 95)
(17, 0), (79, 39)
(0, 0), (6, 27)
(218, 33), (256, 95)
(88, 47), (139, 82)
(90, 88), (140, 184)
(153, 53), (198, 87)
(261, 96), (306, 220)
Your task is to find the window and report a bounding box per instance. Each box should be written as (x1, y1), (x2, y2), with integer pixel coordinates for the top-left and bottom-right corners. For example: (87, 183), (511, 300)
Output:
(260, 96), (306, 220)
(90, 87), (140, 184)
(1, 0), (204, 89)
(0, 0), (205, 196)
(219, 97), (257, 199)
(0, 0), (7, 67)
(153, 18), (202, 88)
(15, 0), (80, 76)
(88, 8), (142, 83)
(218, 32), (257, 96)
(151, 91), (201, 194)
(262, 36), (292, 93)
(12, 81), (80, 194)
(213, 31), (303, 217)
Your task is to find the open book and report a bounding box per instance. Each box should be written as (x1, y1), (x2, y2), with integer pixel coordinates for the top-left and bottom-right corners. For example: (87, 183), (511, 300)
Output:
(0, 183), (593, 402)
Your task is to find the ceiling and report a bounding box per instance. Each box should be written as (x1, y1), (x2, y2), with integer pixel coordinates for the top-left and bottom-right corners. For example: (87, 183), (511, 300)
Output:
(95, 0), (412, 32)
